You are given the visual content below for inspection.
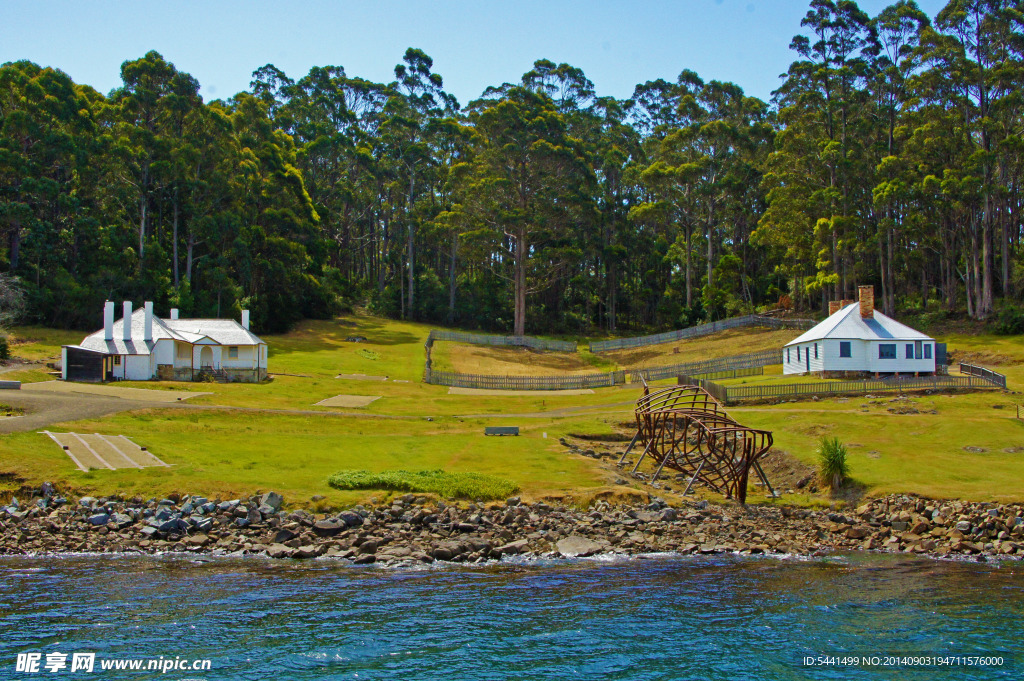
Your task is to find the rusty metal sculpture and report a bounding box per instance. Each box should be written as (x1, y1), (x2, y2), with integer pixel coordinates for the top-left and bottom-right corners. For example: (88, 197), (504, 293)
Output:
(618, 381), (775, 504)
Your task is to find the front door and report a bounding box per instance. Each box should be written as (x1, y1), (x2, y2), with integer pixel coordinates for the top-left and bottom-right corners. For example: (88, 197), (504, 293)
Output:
(200, 346), (213, 369)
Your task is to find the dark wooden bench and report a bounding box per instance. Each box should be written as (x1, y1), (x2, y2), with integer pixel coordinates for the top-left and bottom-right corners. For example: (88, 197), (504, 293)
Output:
(484, 426), (519, 436)
(0, 381), (21, 390)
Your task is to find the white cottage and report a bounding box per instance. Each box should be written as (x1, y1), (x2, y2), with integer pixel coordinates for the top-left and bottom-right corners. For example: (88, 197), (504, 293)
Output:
(61, 301), (268, 383)
(783, 286), (936, 377)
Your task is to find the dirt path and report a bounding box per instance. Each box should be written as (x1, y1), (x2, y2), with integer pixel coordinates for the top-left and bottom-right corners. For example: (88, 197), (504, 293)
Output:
(0, 392), (153, 434)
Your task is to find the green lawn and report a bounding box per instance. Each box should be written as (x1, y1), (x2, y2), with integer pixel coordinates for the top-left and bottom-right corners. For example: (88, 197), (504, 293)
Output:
(1, 312), (1022, 507)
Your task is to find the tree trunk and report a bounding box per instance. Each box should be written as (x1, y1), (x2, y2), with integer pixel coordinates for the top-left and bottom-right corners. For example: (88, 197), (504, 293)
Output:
(981, 191), (994, 318)
(514, 227), (526, 336)
(406, 173), (416, 318)
(447, 231), (458, 325)
(172, 192), (180, 287)
(9, 220), (20, 270)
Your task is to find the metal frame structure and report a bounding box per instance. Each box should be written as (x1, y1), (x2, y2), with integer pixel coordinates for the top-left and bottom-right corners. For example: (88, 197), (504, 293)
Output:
(619, 381), (775, 504)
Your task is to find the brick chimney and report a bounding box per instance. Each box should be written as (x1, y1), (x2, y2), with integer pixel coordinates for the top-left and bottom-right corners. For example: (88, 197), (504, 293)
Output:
(828, 300), (841, 316)
(858, 285), (874, 319)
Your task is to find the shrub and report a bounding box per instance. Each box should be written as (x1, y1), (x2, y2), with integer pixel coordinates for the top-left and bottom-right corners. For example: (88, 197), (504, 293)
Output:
(817, 436), (849, 490)
(991, 305), (1024, 335)
(0, 334), (8, 361)
(327, 468), (519, 501)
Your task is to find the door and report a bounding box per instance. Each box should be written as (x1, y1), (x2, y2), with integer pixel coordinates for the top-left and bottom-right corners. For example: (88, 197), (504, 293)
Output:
(199, 346), (213, 368)
(805, 347), (810, 372)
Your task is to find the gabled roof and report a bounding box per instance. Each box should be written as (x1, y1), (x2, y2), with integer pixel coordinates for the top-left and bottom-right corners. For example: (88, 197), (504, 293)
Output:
(785, 304), (933, 346)
(74, 309), (264, 355)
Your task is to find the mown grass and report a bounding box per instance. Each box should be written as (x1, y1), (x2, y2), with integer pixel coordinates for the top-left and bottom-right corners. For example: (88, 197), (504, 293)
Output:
(328, 468), (518, 500)
(2, 312), (1023, 505)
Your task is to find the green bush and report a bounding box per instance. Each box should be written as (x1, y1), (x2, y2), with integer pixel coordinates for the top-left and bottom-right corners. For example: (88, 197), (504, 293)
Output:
(327, 468), (519, 501)
(0, 334), (8, 361)
(991, 305), (1024, 335)
(817, 436), (849, 490)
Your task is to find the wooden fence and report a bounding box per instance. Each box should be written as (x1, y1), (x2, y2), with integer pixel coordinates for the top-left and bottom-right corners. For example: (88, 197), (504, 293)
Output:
(958, 362), (1007, 388)
(589, 314), (814, 352)
(423, 368), (625, 390)
(632, 365), (763, 383)
(677, 374), (1002, 405)
(426, 329), (577, 353)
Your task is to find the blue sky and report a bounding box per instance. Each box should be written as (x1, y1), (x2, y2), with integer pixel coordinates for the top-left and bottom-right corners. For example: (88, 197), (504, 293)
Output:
(3, 0), (949, 106)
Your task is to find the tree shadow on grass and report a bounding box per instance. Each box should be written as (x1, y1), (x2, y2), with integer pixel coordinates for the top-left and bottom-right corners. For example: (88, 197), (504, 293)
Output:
(267, 316), (423, 358)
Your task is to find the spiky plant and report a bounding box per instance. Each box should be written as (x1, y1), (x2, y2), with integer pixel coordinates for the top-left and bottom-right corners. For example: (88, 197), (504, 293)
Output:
(817, 436), (849, 490)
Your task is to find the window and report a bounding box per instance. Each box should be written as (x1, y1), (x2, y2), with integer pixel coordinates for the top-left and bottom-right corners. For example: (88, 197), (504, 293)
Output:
(113, 355), (121, 366)
(797, 346), (801, 361)
(176, 343), (190, 360)
(924, 344), (932, 359)
(915, 340), (922, 360)
(814, 343), (818, 359)
(787, 347), (790, 362)
(228, 346), (238, 359)
(839, 341), (851, 358)
(879, 344), (897, 359)
(906, 343), (914, 359)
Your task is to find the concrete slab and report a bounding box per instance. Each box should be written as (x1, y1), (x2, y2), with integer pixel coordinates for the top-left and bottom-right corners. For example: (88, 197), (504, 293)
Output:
(42, 431), (170, 471)
(335, 374), (388, 381)
(447, 387), (595, 396)
(23, 381), (210, 402)
(315, 395), (381, 408)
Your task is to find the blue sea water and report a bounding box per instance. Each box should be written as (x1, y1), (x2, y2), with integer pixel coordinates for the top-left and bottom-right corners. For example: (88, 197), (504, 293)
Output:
(0, 553), (1020, 680)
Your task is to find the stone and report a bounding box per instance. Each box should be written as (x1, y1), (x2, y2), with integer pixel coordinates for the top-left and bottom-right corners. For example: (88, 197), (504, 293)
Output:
(353, 554), (376, 565)
(556, 536), (604, 558)
(846, 527), (870, 539)
(266, 543), (294, 559)
(338, 511), (363, 528)
(506, 497), (521, 507)
(358, 540), (378, 555)
(313, 520), (345, 538)
(273, 528), (297, 543)
(88, 513), (110, 526)
(260, 492), (284, 512)
(109, 513), (133, 530)
(186, 534), (209, 547)
(257, 504), (276, 517)
(956, 521), (972, 533)
(79, 497), (97, 508)
(246, 506), (262, 525)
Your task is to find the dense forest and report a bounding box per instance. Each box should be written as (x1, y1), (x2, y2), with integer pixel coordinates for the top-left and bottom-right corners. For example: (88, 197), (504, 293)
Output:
(2, 0), (1023, 334)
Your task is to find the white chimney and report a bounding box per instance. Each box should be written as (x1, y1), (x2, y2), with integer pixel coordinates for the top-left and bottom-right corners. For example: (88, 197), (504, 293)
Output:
(144, 301), (154, 341)
(241, 310), (250, 331)
(122, 301), (133, 341)
(170, 308), (179, 320)
(103, 301), (115, 341)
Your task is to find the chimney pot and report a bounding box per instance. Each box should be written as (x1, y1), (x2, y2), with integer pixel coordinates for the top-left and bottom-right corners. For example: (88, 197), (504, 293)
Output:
(241, 310), (250, 331)
(859, 286), (874, 319)
(122, 301), (133, 341)
(103, 301), (115, 341)
(170, 308), (179, 320)
(144, 301), (154, 342)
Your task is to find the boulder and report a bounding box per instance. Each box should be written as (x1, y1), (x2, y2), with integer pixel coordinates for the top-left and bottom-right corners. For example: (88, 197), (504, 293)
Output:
(338, 511), (363, 528)
(556, 535), (604, 558)
(260, 492), (284, 512)
(109, 513), (133, 530)
(186, 534), (209, 547)
(88, 513), (110, 526)
(266, 543), (294, 559)
(312, 520), (345, 538)
(273, 528), (297, 543)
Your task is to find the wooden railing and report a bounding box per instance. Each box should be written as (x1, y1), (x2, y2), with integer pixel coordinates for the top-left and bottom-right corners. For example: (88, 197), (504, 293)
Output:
(958, 362), (1007, 388)
(426, 329), (576, 353)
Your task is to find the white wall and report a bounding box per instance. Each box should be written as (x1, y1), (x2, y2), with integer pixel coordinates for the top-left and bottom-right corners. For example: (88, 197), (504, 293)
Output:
(783, 341), (829, 375)
(864, 340), (936, 374)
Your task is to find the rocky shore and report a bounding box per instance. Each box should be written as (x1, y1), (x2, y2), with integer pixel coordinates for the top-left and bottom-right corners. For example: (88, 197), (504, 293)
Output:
(2, 484), (1023, 566)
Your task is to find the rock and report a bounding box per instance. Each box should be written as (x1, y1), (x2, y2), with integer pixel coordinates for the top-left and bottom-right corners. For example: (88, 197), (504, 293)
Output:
(556, 536), (604, 557)
(186, 534), (209, 547)
(891, 521), (909, 532)
(257, 504), (277, 517)
(266, 543), (294, 559)
(273, 528), (297, 543)
(246, 506), (262, 525)
(358, 540), (378, 555)
(506, 497), (521, 507)
(956, 521), (972, 532)
(353, 554), (376, 565)
(660, 508), (678, 522)
(109, 513), (133, 530)
(338, 511), (363, 528)
(79, 497), (96, 508)
(260, 492), (284, 512)
(846, 527), (870, 539)
(88, 513), (110, 526)
(312, 520), (345, 537)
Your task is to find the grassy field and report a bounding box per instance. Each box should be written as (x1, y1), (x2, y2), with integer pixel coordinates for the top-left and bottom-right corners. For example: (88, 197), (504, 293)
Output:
(0, 312), (1022, 506)
(602, 328), (796, 369)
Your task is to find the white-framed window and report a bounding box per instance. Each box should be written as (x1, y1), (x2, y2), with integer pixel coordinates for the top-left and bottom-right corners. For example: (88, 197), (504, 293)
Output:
(176, 343), (190, 360)
(228, 346), (238, 359)
(113, 355), (122, 366)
